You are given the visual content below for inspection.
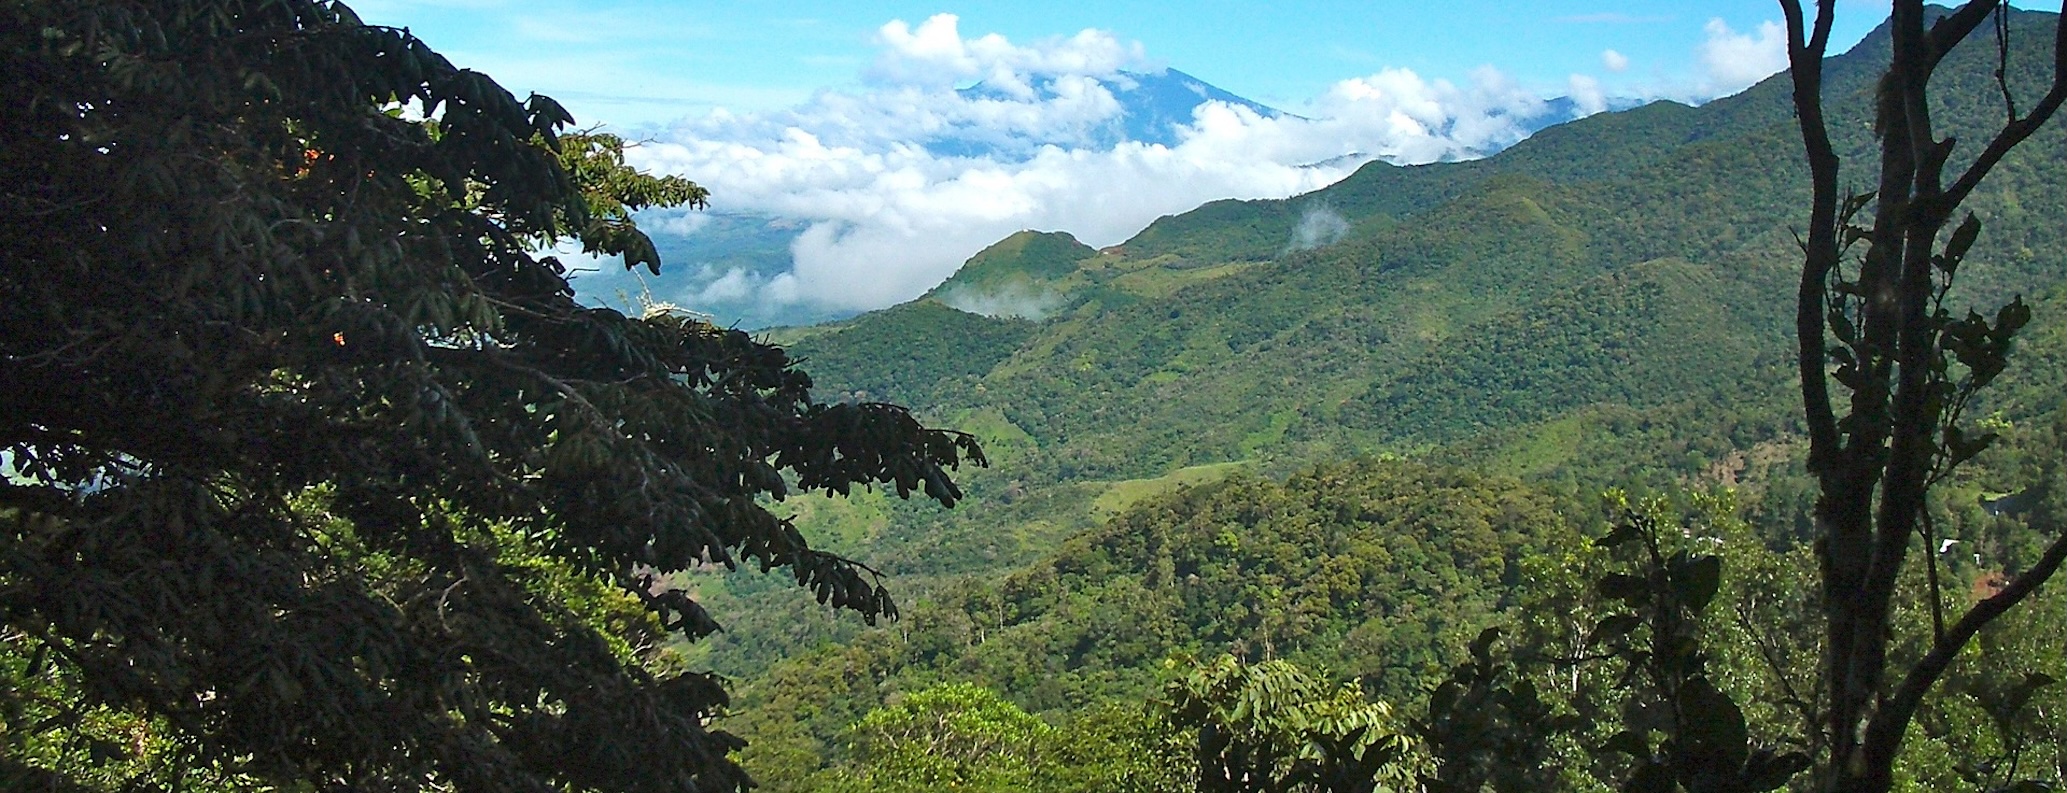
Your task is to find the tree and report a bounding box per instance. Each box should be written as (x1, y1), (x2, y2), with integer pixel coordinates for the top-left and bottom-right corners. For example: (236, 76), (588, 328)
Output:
(1164, 654), (1414, 793)
(835, 682), (1056, 793)
(1577, 496), (1811, 793)
(1779, 2), (2067, 792)
(0, 1), (978, 790)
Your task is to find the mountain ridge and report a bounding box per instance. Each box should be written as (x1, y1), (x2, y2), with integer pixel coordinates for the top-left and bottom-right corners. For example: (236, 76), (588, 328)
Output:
(778, 4), (2067, 522)
(587, 66), (1626, 329)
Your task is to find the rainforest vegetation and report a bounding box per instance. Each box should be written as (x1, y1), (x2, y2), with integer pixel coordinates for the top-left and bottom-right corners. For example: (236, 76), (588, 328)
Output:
(5, 1), (2067, 793)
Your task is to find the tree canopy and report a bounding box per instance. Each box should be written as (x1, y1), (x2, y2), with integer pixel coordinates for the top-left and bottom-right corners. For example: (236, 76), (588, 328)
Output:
(0, 1), (978, 790)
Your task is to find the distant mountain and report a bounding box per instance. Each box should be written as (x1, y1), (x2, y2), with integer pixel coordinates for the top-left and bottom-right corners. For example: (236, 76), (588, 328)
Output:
(926, 68), (1290, 159)
(670, 17), (2067, 752)
(586, 69), (1618, 329)
(934, 68), (1620, 161)
(777, 5), (2067, 536)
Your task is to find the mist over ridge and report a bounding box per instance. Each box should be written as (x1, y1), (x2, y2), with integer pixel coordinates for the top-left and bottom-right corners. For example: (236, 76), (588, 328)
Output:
(573, 11), (1777, 328)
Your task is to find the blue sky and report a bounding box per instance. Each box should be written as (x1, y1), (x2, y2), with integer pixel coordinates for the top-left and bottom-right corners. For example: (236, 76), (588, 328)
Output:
(339, 1), (1983, 319)
(348, 0), (1898, 129)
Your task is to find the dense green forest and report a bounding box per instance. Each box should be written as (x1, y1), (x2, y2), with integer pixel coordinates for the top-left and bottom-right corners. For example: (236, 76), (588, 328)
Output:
(2, 2), (979, 790)
(7, 2), (2067, 793)
(704, 2), (2067, 664)
(705, 6), (2067, 793)
(723, 432), (2067, 792)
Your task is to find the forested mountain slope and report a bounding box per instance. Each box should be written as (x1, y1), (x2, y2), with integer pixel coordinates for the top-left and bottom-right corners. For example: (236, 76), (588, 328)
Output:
(698, 7), (2067, 679)
(724, 402), (2067, 792)
(679, 11), (2067, 792)
(794, 9), (2065, 487)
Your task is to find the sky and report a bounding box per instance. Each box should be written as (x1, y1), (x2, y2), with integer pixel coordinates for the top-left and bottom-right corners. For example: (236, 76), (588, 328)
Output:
(348, 0), (1903, 127)
(338, 1), (1963, 319)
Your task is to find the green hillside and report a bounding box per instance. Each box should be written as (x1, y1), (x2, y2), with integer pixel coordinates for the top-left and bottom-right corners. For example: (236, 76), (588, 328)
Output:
(927, 230), (1098, 301)
(723, 459), (1588, 784)
(725, 414), (2067, 792)
(679, 15), (2067, 788)
(790, 9), (2067, 492)
(786, 301), (1038, 413)
(662, 9), (2067, 681)
(1345, 252), (1787, 447)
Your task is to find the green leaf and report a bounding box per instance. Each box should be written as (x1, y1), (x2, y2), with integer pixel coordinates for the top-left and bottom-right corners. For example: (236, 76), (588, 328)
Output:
(1597, 573), (1649, 603)
(1469, 626), (1503, 660)
(1624, 759), (1678, 793)
(1599, 729), (1651, 758)
(1598, 522), (1642, 549)
(1675, 676), (1749, 777)
(1740, 750), (1810, 792)
(1997, 295), (2033, 338)
(1671, 555), (1722, 614)
(1588, 614), (1644, 645)
(1828, 308), (1859, 345)
(1995, 672), (2059, 723)
(1941, 213), (1982, 271)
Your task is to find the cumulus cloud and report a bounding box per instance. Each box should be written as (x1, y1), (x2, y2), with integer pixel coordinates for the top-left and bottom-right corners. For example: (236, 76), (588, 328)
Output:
(641, 210), (711, 237)
(692, 266), (757, 303)
(625, 16), (1610, 316)
(1567, 74), (1608, 115)
(870, 14), (1145, 89)
(1602, 49), (1630, 72)
(1698, 19), (1788, 95)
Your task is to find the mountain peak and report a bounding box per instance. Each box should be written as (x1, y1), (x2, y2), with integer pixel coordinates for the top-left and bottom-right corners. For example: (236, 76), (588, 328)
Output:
(926, 230), (1096, 319)
(929, 69), (1286, 159)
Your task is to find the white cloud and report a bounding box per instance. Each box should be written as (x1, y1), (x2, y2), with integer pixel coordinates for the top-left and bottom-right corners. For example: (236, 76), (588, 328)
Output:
(1697, 19), (1788, 96)
(627, 18), (1604, 315)
(938, 282), (1064, 320)
(641, 209), (711, 237)
(868, 14), (1146, 87)
(693, 267), (757, 303)
(1602, 49), (1630, 72)
(1568, 74), (1608, 115)
(1285, 204), (1351, 253)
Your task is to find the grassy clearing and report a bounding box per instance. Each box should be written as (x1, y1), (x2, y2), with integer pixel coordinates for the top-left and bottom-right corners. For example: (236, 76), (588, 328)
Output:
(1089, 460), (1252, 517)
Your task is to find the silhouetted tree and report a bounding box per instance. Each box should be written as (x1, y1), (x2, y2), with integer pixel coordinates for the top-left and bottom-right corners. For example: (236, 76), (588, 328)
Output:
(1779, 2), (2067, 791)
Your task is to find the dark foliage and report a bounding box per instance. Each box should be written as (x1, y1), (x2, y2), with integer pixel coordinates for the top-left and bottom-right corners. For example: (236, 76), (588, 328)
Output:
(1779, 3), (2067, 791)
(0, 1), (977, 790)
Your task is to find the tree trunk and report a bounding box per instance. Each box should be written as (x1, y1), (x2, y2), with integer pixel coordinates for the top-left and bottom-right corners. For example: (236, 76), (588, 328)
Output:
(1779, 2), (2067, 792)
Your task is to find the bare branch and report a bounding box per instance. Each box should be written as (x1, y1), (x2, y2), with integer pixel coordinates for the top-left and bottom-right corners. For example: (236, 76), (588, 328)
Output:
(1781, 0), (1845, 465)
(1893, 2), (1942, 190)
(1997, 3), (2022, 122)
(1869, 500), (2067, 765)
(1927, 1), (2007, 71)
(1939, 6), (2067, 211)
(1733, 599), (1823, 745)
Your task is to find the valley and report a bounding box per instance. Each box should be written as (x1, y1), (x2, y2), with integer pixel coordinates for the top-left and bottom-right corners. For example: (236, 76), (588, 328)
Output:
(681, 9), (2067, 791)
(9, 3), (2067, 792)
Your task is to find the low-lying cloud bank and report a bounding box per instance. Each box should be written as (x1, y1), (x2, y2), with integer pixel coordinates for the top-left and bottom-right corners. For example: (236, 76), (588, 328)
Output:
(614, 14), (1787, 319)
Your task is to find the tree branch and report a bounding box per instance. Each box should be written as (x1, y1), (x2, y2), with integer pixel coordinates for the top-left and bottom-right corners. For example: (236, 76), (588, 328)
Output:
(1939, 7), (2067, 211)
(1782, 0), (1845, 466)
(1733, 599), (1823, 747)
(1868, 499), (2067, 766)
(1927, 1), (2006, 71)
